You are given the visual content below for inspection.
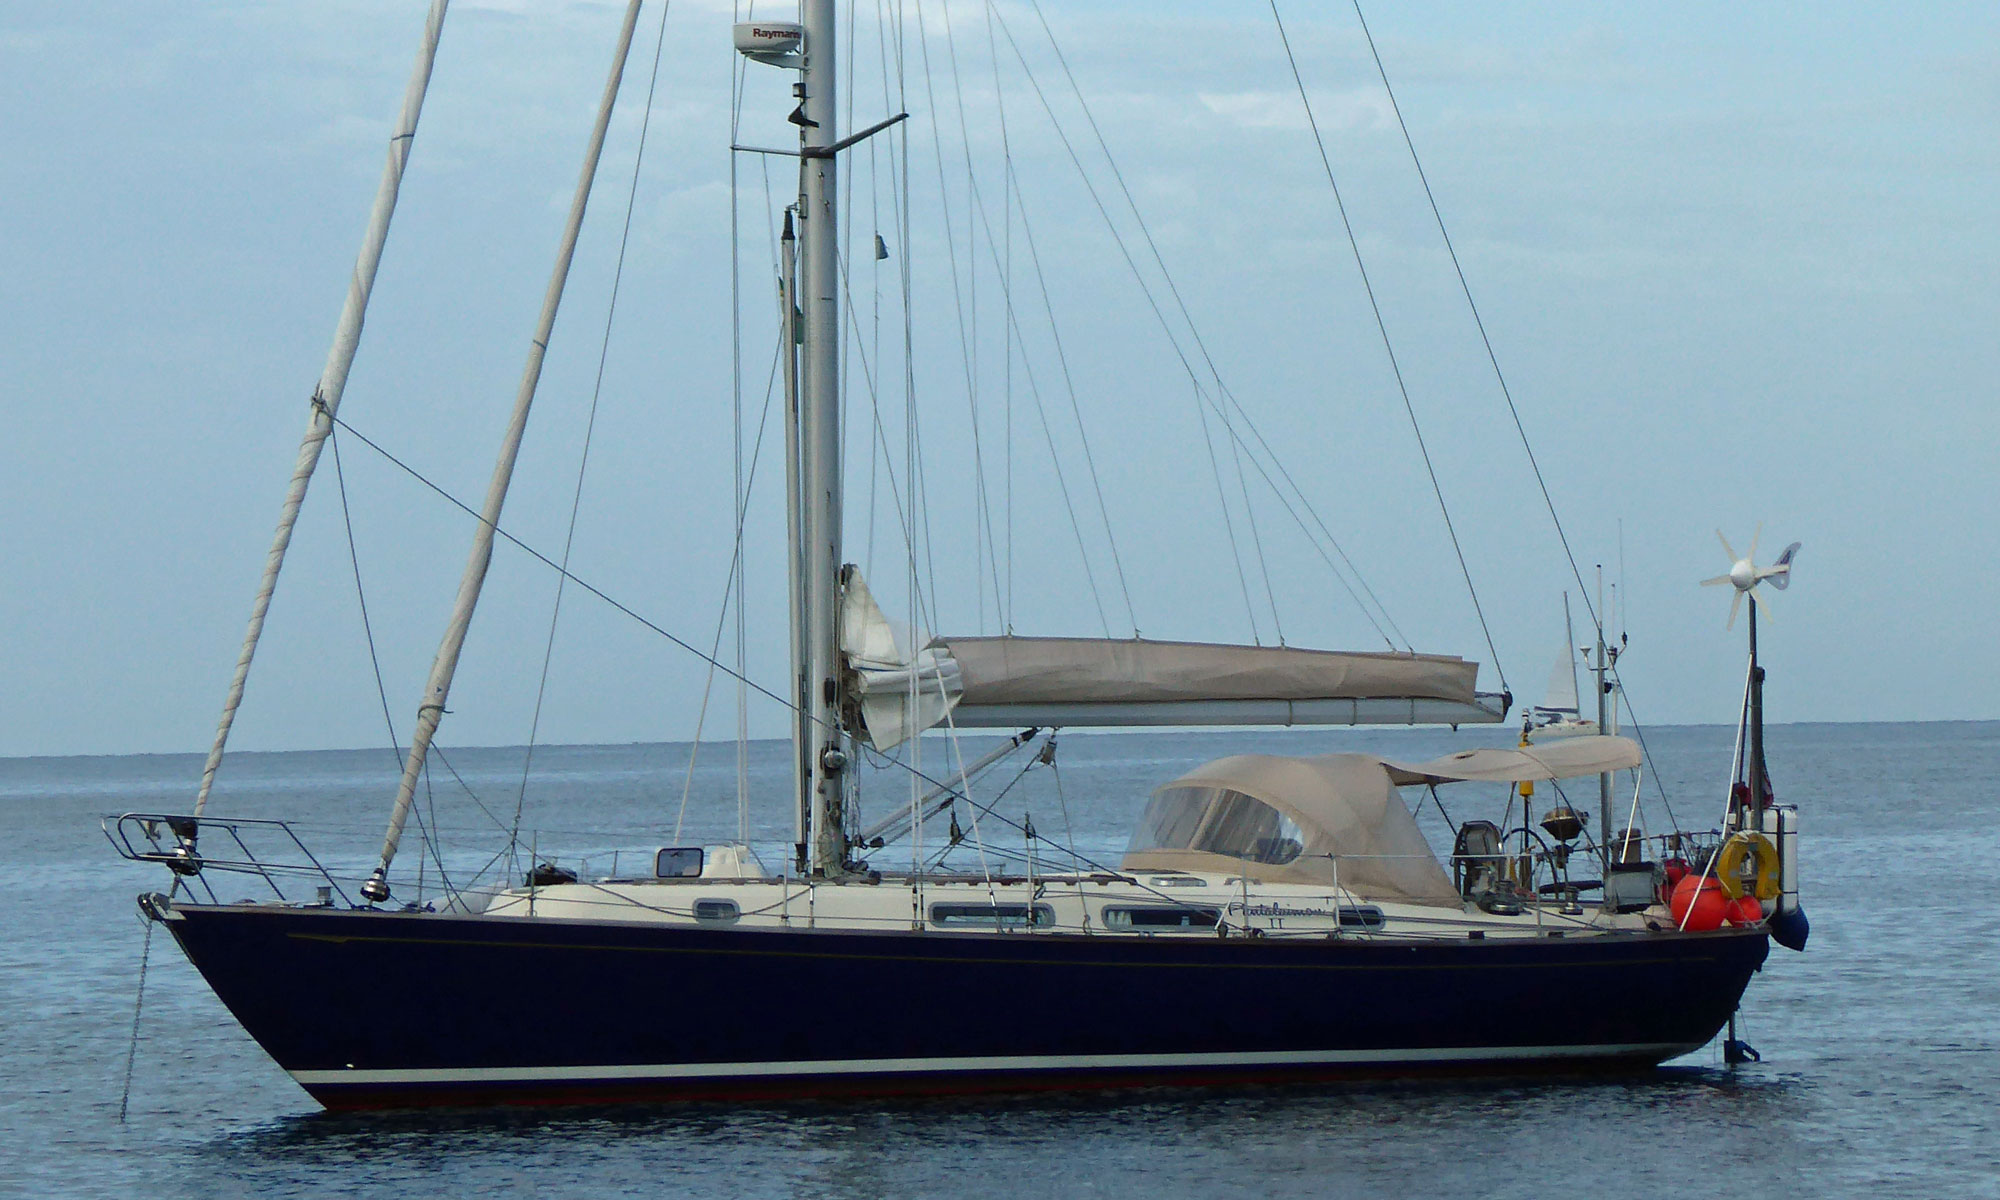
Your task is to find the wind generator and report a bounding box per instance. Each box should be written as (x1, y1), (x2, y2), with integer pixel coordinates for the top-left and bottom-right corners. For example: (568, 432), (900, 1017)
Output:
(1703, 525), (1801, 629)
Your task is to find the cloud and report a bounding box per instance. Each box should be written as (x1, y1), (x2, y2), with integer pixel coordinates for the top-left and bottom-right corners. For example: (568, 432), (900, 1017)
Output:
(1196, 86), (1391, 133)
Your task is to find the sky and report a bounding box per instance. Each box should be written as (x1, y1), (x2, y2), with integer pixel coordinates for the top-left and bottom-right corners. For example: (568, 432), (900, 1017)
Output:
(1, 1), (1996, 759)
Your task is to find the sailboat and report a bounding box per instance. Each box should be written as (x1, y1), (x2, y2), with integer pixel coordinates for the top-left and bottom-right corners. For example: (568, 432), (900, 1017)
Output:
(109, 2), (1804, 1109)
(1527, 594), (1598, 738)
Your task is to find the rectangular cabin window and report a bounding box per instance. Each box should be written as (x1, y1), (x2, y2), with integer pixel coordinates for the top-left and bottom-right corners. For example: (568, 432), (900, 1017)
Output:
(656, 847), (704, 879)
(929, 902), (1053, 929)
(1103, 905), (1220, 931)
(692, 898), (740, 923)
(1338, 905), (1386, 929)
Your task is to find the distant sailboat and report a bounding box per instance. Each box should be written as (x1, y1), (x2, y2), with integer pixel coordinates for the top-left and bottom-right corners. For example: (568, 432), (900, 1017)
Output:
(1527, 593), (1598, 738)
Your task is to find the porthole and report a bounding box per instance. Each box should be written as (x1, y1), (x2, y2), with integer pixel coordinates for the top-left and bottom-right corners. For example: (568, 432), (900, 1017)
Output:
(693, 898), (740, 923)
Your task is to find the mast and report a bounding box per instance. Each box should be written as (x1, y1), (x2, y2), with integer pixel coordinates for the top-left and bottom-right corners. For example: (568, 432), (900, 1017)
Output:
(192, 0), (450, 817)
(1561, 592), (1580, 717)
(797, 0), (847, 876)
(780, 210), (809, 873)
(362, 0), (646, 902)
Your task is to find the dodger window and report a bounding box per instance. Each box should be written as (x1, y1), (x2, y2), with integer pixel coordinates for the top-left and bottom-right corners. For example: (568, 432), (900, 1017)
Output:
(1128, 787), (1304, 866)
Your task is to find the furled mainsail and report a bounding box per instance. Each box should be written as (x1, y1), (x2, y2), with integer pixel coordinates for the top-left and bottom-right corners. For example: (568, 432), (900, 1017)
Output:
(842, 575), (1505, 747)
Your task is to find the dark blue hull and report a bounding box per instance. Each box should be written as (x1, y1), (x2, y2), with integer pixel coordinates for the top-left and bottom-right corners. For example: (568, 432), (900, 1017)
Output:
(157, 901), (1767, 1109)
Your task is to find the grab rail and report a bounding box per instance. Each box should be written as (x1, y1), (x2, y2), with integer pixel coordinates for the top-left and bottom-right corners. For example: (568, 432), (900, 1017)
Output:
(102, 812), (354, 907)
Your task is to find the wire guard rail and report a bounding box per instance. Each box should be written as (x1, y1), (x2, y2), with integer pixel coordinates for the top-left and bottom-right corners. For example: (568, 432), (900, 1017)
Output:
(103, 813), (355, 908)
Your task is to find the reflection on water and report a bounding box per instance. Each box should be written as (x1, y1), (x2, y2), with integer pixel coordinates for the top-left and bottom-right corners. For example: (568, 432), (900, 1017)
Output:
(173, 1070), (1812, 1200)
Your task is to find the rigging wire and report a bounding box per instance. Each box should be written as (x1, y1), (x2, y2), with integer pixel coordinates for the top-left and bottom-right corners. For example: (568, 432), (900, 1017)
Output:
(1193, 382), (1263, 644)
(947, 18), (1137, 635)
(1003, 172), (1139, 638)
(510, 0), (676, 867)
(909, 0), (1004, 628)
(336, 420), (455, 892)
(326, 423), (403, 768)
(672, 331), (785, 839)
(866, 200), (1117, 643)
(864, 0), (900, 575)
(991, 3), (1396, 649)
(1350, 0), (1598, 631)
(1015, 0), (1303, 645)
(862, 0), (882, 575)
(324, 413), (823, 731)
(414, 753), (456, 897)
(1266, 0), (1507, 689)
(934, 0), (1007, 628)
(1347, 2), (1694, 844)
(731, 24), (756, 848)
(1227, 413), (1286, 644)
(1610, 663), (1684, 834)
(998, 313), (1116, 638)
(676, 35), (786, 842)
(982, 0), (1019, 634)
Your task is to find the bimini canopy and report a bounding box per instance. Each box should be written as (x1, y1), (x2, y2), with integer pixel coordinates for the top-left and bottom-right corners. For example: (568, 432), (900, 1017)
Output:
(1118, 736), (1640, 906)
(1380, 736), (1640, 786)
(842, 574), (1505, 748)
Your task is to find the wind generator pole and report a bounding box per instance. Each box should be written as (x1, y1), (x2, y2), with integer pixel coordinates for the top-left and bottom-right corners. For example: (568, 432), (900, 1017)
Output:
(1747, 595), (1766, 824)
(797, 0), (847, 876)
(192, 0), (450, 818)
(1595, 568), (1613, 867)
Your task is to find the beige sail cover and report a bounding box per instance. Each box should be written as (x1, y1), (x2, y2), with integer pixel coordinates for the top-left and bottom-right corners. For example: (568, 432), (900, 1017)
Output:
(1122, 753), (1462, 905)
(941, 637), (1478, 706)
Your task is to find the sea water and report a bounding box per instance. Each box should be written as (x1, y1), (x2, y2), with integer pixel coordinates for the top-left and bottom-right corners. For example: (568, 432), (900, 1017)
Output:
(6, 723), (1997, 1198)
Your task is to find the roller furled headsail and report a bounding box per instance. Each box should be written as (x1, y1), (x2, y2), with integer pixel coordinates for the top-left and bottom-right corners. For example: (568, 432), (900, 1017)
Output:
(192, 0), (452, 817)
(362, 0), (648, 902)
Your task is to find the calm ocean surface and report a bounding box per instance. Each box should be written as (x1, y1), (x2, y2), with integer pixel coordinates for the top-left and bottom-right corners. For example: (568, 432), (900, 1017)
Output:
(7, 722), (1998, 1198)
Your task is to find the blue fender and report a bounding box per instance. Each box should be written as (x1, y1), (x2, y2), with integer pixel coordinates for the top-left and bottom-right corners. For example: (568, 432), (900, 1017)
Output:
(1769, 905), (1810, 952)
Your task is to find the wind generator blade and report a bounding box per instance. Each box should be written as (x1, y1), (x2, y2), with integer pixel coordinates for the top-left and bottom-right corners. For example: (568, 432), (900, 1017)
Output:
(1728, 590), (1743, 630)
(1768, 541), (1802, 589)
(1748, 521), (1761, 566)
(1700, 574), (1732, 587)
(1716, 529), (1738, 562)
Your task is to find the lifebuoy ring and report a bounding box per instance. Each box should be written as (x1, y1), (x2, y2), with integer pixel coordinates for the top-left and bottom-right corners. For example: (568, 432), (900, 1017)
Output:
(1715, 832), (1781, 902)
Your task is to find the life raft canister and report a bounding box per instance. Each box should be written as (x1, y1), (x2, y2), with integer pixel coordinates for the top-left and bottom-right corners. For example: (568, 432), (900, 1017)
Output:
(1714, 831), (1781, 902)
